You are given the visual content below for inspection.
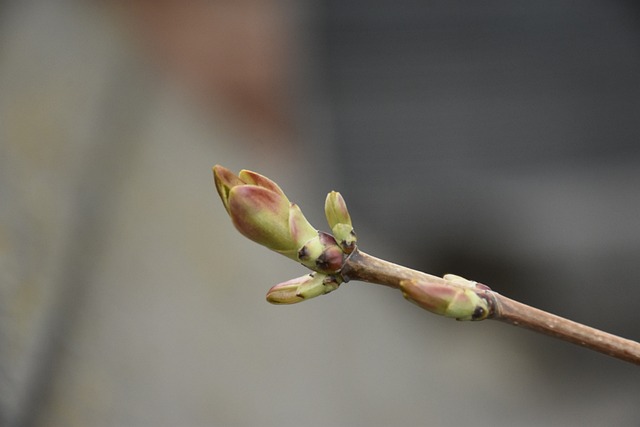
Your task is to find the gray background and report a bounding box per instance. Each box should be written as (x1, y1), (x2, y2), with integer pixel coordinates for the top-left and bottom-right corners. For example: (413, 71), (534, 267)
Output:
(1, 1), (639, 426)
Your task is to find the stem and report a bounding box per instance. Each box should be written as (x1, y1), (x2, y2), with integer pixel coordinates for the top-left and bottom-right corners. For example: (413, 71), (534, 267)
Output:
(340, 249), (640, 366)
(494, 296), (640, 365)
(341, 249), (431, 288)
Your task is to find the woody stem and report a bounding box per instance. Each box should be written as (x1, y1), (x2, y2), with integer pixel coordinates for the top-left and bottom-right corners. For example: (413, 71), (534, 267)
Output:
(339, 249), (640, 366)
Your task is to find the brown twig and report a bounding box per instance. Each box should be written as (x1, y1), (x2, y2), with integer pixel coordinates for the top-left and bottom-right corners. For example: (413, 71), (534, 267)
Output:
(493, 296), (640, 365)
(340, 249), (640, 365)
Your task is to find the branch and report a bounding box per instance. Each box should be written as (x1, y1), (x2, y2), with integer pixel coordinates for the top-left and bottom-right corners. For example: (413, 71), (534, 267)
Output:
(341, 250), (640, 365)
(212, 165), (640, 366)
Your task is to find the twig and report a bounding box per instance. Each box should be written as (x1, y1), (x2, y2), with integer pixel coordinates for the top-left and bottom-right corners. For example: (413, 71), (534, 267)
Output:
(212, 165), (640, 366)
(493, 295), (640, 365)
(341, 249), (640, 365)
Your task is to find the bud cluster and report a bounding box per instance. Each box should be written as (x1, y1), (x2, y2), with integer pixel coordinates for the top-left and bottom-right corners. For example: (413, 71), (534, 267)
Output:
(213, 165), (358, 304)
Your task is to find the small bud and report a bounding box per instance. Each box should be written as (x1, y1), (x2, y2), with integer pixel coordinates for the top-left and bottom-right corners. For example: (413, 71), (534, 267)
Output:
(266, 273), (341, 304)
(325, 191), (357, 253)
(266, 275), (310, 304)
(325, 191), (352, 228)
(298, 274), (341, 299)
(400, 279), (490, 321)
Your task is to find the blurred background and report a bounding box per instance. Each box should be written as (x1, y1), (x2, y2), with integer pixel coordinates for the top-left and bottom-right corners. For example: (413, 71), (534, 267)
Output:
(1, 1), (639, 426)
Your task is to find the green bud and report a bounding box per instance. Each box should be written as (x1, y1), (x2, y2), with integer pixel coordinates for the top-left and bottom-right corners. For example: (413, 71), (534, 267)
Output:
(325, 191), (357, 253)
(266, 274), (311, 304)
(325, 191), (351, 227)
(400, 278), (490, 321)
(298, 273), (341, 299)
(266, 273), (341, 304)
